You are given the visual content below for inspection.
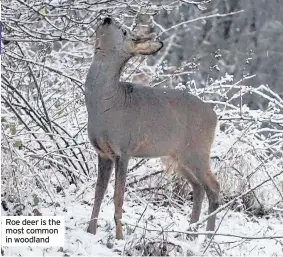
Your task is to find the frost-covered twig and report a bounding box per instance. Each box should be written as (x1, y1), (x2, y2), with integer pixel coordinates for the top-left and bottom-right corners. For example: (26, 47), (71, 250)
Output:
(124, 222), (283, 240)
(5, 52), (84, 87)
(127, 170), (163, 187)
(159, 10), (244, 36)
(191, 170), (283, 229)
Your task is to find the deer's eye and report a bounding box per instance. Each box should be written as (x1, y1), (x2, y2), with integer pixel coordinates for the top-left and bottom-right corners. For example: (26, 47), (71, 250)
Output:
(122, 29), (127, 36)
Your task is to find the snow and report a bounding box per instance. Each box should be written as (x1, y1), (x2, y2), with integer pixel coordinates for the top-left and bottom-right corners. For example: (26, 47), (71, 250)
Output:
(2, 3), (283, 256)
(2, 159), (283, 256)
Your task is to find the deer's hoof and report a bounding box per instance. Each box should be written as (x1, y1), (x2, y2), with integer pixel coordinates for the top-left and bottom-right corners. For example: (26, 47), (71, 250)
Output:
(115, 233), (123, 240)
(87, 224), (97, 235)
(115, 229), (124, 240)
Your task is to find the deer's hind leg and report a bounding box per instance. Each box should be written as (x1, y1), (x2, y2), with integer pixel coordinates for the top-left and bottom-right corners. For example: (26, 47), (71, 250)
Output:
(203, 170), (220, 232)
(175, 164), (205, 226)
(178, 151), (220, 233)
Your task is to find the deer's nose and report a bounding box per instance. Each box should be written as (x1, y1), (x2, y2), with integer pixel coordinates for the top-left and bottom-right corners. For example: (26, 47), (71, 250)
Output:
(103, 17), (112, 25)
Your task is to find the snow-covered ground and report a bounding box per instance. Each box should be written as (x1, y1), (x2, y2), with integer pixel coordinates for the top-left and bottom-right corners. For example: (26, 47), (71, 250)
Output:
(2, 159), (283, 256)
(2, 1), (283, 256)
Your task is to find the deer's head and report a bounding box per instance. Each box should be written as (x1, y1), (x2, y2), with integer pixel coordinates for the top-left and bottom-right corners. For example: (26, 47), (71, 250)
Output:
(95, 17), (163, 59)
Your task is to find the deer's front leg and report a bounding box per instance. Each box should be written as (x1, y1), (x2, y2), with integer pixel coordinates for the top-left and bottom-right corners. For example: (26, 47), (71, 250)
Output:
(87, 155), (113, 235)
(114, 155), (129, 240)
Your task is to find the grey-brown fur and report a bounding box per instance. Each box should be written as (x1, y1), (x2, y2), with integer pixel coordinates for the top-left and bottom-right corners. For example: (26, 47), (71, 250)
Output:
(85, 17), (220, 240)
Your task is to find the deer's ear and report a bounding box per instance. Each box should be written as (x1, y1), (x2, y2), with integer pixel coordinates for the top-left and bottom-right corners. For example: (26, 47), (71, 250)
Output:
(133, 41), (163, 55)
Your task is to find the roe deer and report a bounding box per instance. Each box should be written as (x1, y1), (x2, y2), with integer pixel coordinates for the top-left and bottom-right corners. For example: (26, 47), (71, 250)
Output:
(85, 17), (220, 240)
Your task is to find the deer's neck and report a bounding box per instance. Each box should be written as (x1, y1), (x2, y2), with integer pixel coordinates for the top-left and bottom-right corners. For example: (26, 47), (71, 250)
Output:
(85, 53), (129, 109)
(85, 53), (127, 91)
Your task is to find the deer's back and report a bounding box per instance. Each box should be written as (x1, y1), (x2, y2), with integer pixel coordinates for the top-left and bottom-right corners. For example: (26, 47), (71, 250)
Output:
(87, 82), (217, 158)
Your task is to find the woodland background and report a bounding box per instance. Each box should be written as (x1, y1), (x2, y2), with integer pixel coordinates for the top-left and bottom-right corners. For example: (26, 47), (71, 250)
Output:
(1, 0), (283, 256)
